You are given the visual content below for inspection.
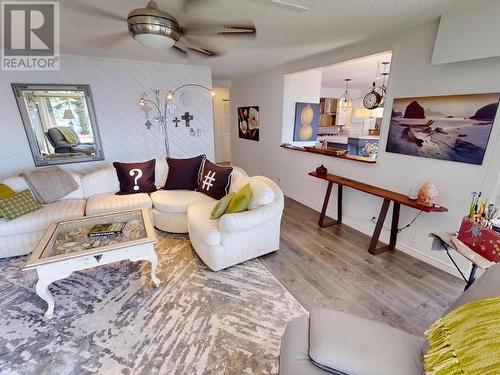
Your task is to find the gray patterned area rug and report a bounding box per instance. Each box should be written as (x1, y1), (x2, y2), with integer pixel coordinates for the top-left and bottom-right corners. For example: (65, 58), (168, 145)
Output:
(0, 233), (305, 375)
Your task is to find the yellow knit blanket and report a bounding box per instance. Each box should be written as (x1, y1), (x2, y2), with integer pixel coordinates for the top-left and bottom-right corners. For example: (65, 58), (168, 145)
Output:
(424, 296), (500, 375)
(56, 126), (79, 145)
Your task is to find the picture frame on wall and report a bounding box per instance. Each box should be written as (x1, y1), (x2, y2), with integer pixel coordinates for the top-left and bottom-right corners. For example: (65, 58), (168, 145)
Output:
(386, 93), (499, 165)
(293, 102), (320, 142)
(238, 106), (259, 141)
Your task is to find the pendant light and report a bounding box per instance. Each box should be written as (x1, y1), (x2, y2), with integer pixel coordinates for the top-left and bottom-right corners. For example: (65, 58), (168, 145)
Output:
(379, 61), (390, 105)
(374, 60), (381, 82)
(339, 79), (352, 112)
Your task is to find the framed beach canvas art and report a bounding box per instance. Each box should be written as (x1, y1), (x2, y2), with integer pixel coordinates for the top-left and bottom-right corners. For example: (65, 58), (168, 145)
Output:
(386, 93), (499, 165)
(238, 106), (259, 141)
(293, 102), (320, 142)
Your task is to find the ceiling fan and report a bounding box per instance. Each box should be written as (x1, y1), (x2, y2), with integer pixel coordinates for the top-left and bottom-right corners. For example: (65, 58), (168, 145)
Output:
(251, 0), (309, 12)
(76, 0), (256, 57)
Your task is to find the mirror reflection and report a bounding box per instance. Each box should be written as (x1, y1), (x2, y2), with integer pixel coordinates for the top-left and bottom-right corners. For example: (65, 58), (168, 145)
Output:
(12, 84), (104, 166)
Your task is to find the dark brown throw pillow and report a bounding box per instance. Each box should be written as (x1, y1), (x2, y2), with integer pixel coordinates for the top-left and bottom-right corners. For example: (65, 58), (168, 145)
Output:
(113, 159), (156, 195)
(164, 155), (206, 190)
(196, 159), (233, 200)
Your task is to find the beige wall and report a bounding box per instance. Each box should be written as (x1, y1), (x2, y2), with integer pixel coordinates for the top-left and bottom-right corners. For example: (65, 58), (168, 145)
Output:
(229, 20), (500, 276)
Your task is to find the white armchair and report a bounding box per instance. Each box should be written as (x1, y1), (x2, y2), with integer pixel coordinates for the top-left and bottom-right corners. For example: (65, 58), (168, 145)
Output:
(187, 176), (284, 271)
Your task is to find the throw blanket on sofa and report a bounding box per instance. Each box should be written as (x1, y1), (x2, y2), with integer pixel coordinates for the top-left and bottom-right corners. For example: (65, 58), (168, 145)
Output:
(20, 167), (78, 204)
(55, 126), (79, 144)
(424, 296), (500, 375)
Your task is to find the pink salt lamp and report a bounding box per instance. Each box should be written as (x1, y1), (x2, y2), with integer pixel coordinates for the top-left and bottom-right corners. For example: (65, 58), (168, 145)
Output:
(417, 181), (438, 207)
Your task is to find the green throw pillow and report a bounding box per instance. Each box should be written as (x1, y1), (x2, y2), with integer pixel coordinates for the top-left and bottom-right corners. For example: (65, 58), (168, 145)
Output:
(0, 183), (16, 218)
(0, 183), (15, 199)
(211, 192), (235, 220)
(0, 189), (42, 221)
(226, 183), (252, 214)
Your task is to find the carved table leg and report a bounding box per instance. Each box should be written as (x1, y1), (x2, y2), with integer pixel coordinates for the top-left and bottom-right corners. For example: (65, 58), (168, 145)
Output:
(35, 278), (55, 319)
(130, 247), (161, 287)
(147, 254), (161, 288)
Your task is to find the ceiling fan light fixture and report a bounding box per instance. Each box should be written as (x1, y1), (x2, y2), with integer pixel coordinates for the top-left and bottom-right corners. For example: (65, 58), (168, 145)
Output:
(134, 33), (176, 49)
(127, 0), (181, 49)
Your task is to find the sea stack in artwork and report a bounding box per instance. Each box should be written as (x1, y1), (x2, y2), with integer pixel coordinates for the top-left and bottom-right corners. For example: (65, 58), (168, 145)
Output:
(403, 101), (425, 118)
(470, 103), (498, 121)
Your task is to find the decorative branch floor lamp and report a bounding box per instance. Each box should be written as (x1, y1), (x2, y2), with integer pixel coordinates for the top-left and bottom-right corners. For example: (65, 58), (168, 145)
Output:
(139, 84), (215, 157)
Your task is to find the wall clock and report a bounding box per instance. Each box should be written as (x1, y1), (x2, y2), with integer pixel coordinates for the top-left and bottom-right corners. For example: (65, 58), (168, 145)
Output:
(363, 82), (382, 109)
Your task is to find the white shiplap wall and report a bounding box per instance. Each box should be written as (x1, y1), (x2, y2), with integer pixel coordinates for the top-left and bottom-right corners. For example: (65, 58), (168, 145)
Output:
(0, 55), (214, 179)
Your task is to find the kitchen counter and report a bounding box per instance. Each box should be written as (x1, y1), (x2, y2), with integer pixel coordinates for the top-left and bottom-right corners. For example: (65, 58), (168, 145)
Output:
(317, 134), (379, 143)
(317, 135), (348, 144)
(348, 135), (380, 140)
(280, 144), (376, 163)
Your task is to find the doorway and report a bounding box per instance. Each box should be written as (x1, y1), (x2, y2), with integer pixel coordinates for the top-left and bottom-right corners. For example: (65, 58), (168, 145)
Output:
(213, 87), (231, 163)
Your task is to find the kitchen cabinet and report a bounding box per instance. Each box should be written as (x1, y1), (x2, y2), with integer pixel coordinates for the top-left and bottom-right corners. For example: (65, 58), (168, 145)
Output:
(319, 97), (337, 126)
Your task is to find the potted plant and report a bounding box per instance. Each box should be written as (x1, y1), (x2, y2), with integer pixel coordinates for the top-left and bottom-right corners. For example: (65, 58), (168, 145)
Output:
(363, 143), (379, 159)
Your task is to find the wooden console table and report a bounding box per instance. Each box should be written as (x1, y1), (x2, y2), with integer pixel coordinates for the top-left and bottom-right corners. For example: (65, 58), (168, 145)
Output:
(309, 171), (448, 255)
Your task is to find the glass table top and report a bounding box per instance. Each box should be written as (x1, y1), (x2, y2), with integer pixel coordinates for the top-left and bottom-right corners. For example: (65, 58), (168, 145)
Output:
(25, 210), (155, 269)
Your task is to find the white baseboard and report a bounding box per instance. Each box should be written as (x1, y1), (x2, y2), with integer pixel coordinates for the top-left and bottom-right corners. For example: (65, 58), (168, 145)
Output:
(282, 190), (462, 278)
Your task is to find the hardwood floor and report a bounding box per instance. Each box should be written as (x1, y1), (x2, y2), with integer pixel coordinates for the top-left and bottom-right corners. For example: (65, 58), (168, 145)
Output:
(259, 197), (464, 336)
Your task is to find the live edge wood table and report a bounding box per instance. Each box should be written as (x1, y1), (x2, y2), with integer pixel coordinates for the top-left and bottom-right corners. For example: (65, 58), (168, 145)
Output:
(309, 171), (448, 255)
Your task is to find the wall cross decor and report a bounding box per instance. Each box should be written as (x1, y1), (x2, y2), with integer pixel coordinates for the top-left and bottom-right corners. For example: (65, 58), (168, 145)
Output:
(181, 112), (194, 127)
(139, 84), (215, 157)
(172, 117), (180, 127)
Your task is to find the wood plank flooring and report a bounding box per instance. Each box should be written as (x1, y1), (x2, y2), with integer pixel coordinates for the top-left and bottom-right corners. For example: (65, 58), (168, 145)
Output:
(259, 197), (464, 336)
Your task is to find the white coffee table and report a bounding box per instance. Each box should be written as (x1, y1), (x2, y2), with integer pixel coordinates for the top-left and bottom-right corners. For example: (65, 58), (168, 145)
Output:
(24, 208), (160, 318)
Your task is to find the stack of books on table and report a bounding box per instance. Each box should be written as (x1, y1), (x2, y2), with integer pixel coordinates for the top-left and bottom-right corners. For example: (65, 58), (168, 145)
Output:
(88, 222), (127, 238)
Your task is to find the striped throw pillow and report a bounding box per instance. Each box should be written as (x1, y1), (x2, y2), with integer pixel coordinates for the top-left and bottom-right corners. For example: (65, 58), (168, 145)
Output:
(0, 189), (42, 221)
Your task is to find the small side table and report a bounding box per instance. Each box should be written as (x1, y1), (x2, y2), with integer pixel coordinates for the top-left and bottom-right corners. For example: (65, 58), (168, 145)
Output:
(450, 236), (494, 290)
(431, 232), (495, 290)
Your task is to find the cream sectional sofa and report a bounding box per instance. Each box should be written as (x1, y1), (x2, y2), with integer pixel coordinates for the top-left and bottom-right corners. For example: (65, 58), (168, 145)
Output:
(0, 171), (87, 258)
(0, 160), (281, 270)
(187, 176), (284, 271)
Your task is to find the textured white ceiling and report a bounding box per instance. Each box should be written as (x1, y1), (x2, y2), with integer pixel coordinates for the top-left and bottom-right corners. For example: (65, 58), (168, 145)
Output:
(320, 51), (392, 90)
(60, 0), (482, 80)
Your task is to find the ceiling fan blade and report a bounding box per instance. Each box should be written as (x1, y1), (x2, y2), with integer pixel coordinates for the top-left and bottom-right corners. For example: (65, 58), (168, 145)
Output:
(176, 37), (217, 57)
(172, 45), (189, 58)
(79, 31), (130, 47)
(182, 0), (204, 12)
(219, 26), (256, 35)
(183, 24), (256, 37)
(252, 0), (309, 12)
(69, 2), (126, 22)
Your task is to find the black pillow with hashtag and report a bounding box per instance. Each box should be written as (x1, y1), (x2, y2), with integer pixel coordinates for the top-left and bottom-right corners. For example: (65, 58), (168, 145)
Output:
(196, 159), (233, 200)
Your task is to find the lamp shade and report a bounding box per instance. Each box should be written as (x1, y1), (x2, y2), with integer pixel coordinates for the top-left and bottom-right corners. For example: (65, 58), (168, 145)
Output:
(63, 109), (75, 120)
